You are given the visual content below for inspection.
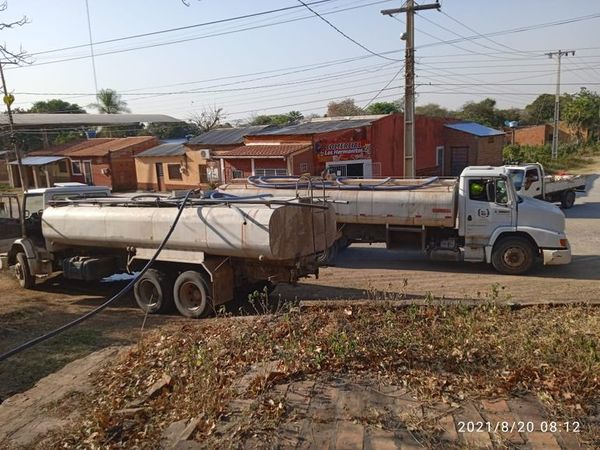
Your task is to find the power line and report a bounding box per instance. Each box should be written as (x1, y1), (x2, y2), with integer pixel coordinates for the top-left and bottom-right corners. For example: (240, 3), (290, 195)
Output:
(10, 1), (393, 71)
(296, 0), (400, 62)
(363, 65), (404, 108)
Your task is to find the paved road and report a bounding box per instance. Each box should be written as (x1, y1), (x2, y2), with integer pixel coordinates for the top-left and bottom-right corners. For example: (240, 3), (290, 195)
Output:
(279, 173), (600, 305)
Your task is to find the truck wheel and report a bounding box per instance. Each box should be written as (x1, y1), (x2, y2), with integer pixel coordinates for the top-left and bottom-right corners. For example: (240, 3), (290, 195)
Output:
(15, 252), (35, 289)
(133, 269), (174, 314)
(491, 237), (536, 275)
(173, 271), (213, 318)
(561, 190), (576, 209)
(316, 242), (338, 265)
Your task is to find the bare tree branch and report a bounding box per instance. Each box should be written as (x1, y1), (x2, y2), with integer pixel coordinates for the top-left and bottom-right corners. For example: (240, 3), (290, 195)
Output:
(0, 2), (31, 64)
(188, 106), (226, 132)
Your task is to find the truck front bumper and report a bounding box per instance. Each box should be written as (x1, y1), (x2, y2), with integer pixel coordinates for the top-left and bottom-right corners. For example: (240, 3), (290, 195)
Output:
(542, 247), (572, 265)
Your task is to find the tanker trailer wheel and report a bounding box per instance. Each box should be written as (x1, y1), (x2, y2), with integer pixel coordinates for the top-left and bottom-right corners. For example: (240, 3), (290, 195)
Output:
(173, 271), (213, 318)
(561, 190), (576, 209)
(133, 269), (174, 314)
(15, 252), (35, 289)
(316, 241), (338, 265)
(491, 236), (536, 275)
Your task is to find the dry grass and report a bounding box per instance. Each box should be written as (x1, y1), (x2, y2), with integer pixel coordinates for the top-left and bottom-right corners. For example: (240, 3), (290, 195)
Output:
(39, 298), (600, 448)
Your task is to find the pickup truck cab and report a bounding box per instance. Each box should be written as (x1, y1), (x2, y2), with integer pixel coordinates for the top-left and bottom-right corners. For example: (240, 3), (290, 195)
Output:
(504, 163), (586, 208)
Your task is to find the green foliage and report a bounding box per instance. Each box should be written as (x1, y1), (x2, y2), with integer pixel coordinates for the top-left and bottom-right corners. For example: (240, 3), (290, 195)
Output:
(142, 122), (200, 139)
(326, 98), (364, 117)
(457, 98), (504, 128)
(248, 111), (304, 126)
(503, 142), (600, 173)
(415, 103), (451, 117)
(89, 89), (130, 114)
(522, 93), (570, 125)
(562, 88), (600, 141)
(366, 101), (401, 114)
(28, 99), (86, 114)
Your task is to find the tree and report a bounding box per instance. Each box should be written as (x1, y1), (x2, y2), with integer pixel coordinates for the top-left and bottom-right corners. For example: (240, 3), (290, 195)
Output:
(142, 122), (200, 139)
(326, 98), (364, 117)
(247, 111), (304, 126)
(521, 94), (572, 125)
(562, 88), (600, 141)
(366, 101), (401, 115)
(457, 98), (504, 128)
(28, 99), (86, 114)
(188, 106), (226, 132)
(90, 89), (130, 114)
(415, 103), (451, 118)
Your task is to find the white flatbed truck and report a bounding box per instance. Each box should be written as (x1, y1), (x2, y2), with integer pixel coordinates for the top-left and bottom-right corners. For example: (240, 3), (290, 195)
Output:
(504, 163), (587, 209)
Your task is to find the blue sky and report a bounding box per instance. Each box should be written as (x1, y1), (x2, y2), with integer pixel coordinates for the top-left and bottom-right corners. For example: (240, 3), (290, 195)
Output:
(3, 0), (600, 121)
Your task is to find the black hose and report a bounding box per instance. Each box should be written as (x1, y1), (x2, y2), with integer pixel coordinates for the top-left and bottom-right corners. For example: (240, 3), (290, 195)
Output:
(0, 189), (197, 363)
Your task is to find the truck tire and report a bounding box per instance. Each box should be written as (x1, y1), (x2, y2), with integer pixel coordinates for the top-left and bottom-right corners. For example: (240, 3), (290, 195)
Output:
(15, 252), (35, 289)
(560, 190), (576, 209)
(173, 271), (213, 318)
(133, 269), (174, 314)
(491, 236), (536, 275)
(316, 241), (338, 265)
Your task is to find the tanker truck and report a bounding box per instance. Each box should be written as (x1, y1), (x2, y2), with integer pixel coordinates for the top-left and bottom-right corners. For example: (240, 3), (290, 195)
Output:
(218, 166), (572, 275)
(5, 193), (337, 318)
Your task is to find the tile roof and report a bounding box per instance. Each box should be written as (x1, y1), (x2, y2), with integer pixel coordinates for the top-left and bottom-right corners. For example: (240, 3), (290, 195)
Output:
(28, 137), (158, 158)
(136, 143), (187, 157)
(214, 144), (311, 158)
(444, 122), (505, 137)
(187, 126), (272, 145)
(249, 118), (380, 136)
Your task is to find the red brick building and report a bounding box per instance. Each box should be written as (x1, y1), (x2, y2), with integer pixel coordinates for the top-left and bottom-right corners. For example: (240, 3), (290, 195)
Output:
(208, 115), (506, 182)
(511, 123), (575, 147)
(29, 136), (158, 191)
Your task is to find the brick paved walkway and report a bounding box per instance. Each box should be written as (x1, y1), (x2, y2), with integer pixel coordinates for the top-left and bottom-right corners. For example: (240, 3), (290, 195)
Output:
(214, 375), (586, 449)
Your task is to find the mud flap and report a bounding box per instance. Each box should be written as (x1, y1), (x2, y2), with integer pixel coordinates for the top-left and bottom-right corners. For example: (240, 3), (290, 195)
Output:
(201, 256), (234, 306)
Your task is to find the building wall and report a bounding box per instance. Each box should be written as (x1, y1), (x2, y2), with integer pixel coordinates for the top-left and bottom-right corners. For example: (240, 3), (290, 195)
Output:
(0, 161), (10, 184)
(513, 124), (574, 147)
(135, 150), (210, 191)
(476, 135), (505, 166)
(442, 128), (505, 176)
(223, 159), (253, 181)
(291, 149), (314, 175)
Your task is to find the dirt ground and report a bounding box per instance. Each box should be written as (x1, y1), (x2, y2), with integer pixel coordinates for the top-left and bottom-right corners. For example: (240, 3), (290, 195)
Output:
(0, 167), (598, 402)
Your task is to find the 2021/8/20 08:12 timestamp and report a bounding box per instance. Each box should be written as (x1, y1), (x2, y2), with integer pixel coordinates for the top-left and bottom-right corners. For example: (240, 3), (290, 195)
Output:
(457, 421), (582, 433)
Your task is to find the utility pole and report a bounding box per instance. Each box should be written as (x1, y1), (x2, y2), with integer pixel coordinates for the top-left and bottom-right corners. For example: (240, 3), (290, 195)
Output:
(0, 61), (28, 191)
(546, 49), (575, 160)
(382, 0), (440, 178)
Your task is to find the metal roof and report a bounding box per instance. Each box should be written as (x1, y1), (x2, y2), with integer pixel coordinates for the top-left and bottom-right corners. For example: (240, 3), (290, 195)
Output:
(187, 126), (271, 146)
(137, 143), (187, 157)
(213, 144), (311, 159)
(250, 118), (378, 136)
(444, 122), (505, 137)
(0, 113), (182, 127)
(9, 156), (68, 166)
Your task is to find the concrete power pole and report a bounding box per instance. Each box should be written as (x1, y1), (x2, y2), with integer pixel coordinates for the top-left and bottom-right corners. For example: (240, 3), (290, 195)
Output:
(546, 49), (575, 160)
(382, 0), (440, 178)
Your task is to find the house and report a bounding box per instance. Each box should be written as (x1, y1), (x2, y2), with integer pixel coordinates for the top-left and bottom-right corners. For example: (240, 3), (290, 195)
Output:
(7, 156), (72, 189)
(186, 126), (273, 153)
(215, 114), (451, 182)
(0, 150), (12, 185)
(443, 122), (506, 176)
(21, 136), (159, 191)
(511, 123), (577, 147)
(134, 142), (214, 191)
(213, 144), (313, 181)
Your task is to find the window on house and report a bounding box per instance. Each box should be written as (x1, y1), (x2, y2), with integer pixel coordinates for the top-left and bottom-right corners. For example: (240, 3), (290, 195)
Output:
(71, 161), (82, 175)
(435, 146), (444, 167)
(58, 160), (68, 173)
(255, 168), (287, 176)
(299, 162), (309, 173)
(232, 170), (244, 179)
(167, 164), (182, 180)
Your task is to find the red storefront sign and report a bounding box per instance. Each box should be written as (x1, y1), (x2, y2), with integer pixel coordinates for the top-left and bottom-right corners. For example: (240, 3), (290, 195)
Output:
(315, 140), (371, 162)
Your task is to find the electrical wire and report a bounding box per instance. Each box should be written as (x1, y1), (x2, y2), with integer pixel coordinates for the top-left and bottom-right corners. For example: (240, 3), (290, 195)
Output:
(363, 65), (404, 108)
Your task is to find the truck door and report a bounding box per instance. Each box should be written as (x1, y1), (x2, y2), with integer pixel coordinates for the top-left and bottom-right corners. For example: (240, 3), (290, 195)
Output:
(463, 177), (514, 246)
(522, 167), (542, 198)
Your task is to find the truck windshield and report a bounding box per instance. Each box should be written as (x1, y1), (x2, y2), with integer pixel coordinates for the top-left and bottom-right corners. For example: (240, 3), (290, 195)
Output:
(507, 169), (524, 191)
(24, 194), (44, 217)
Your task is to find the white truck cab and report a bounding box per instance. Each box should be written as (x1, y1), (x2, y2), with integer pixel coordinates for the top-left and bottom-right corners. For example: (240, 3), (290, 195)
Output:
(504, 163), (586, 209)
